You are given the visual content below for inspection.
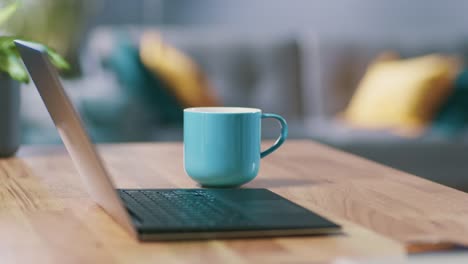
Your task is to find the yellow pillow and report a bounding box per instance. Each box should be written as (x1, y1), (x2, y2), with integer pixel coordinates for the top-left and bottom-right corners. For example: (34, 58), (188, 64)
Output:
(139, 32), (220, 107)
(344, 54), (459, 131)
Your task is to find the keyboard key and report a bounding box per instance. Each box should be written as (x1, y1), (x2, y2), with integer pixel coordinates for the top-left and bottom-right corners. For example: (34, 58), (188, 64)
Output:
(118, 189), (254, 228)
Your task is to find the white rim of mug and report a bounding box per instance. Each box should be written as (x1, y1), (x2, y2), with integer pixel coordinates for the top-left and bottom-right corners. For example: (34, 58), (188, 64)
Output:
(184, 107), (261, 114)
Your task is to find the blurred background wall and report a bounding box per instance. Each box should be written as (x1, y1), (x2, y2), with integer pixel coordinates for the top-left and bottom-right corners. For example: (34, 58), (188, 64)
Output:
(86, 0), (468, 37)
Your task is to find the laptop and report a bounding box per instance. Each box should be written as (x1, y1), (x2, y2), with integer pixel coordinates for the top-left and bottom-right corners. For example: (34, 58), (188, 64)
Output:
(15, 40), (341, 241)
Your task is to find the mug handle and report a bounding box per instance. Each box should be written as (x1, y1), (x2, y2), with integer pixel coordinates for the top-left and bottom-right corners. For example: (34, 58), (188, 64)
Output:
(260, 113), (288, 158)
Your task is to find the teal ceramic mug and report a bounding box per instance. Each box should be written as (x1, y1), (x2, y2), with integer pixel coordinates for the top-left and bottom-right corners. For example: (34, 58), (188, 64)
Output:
(184, 107), (288, 187)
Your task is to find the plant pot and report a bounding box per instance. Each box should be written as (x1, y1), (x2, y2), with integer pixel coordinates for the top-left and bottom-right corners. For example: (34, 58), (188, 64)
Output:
(0, 75), (20, 157)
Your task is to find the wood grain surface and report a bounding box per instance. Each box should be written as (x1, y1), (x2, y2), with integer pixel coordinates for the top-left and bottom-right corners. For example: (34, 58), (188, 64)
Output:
(3, 139), (467, 263)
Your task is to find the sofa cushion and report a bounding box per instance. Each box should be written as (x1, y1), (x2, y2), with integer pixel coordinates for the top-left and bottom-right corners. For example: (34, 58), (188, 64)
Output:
(300, 34), (467, 119)
(343, 54), (459, 132)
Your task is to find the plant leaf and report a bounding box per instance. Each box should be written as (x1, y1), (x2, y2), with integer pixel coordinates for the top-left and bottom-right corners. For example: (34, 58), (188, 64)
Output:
(0, 1), (18, 27)
(0, 36), (29, 83)
(0, 37), (70, 83)
(46, 47), (70, 71)
(0, 36), (16, 49)
(6, 52), (29, 83)
(0, 51), (28, 83)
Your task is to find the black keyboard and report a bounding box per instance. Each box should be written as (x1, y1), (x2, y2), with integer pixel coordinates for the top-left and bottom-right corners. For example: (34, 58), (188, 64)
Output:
(118, 189), (254, 229)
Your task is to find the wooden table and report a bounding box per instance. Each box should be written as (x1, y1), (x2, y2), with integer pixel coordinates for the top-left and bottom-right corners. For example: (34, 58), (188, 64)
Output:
(1, 140), (468, 263)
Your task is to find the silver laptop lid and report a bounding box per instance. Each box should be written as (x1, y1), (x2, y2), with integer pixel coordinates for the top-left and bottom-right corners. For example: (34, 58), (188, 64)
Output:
(15, 40), (136, 237)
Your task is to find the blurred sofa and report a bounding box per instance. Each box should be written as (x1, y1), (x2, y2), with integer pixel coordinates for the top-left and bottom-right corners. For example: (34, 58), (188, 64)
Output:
(303, 33), (468, 191)
(20, 27), (468, 191)
(79, 27), (306, 140)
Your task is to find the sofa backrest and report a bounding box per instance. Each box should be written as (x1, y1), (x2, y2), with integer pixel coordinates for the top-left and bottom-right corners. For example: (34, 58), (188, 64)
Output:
(83, 26), (304, 121)
(300, 33), (468, 121)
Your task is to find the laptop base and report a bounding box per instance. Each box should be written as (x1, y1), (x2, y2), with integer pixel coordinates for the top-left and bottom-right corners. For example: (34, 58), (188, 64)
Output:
(118, 188), (341, 241)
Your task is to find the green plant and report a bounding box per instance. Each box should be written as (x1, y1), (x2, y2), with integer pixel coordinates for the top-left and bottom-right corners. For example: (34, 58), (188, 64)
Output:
(0, 1), (69, 83)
